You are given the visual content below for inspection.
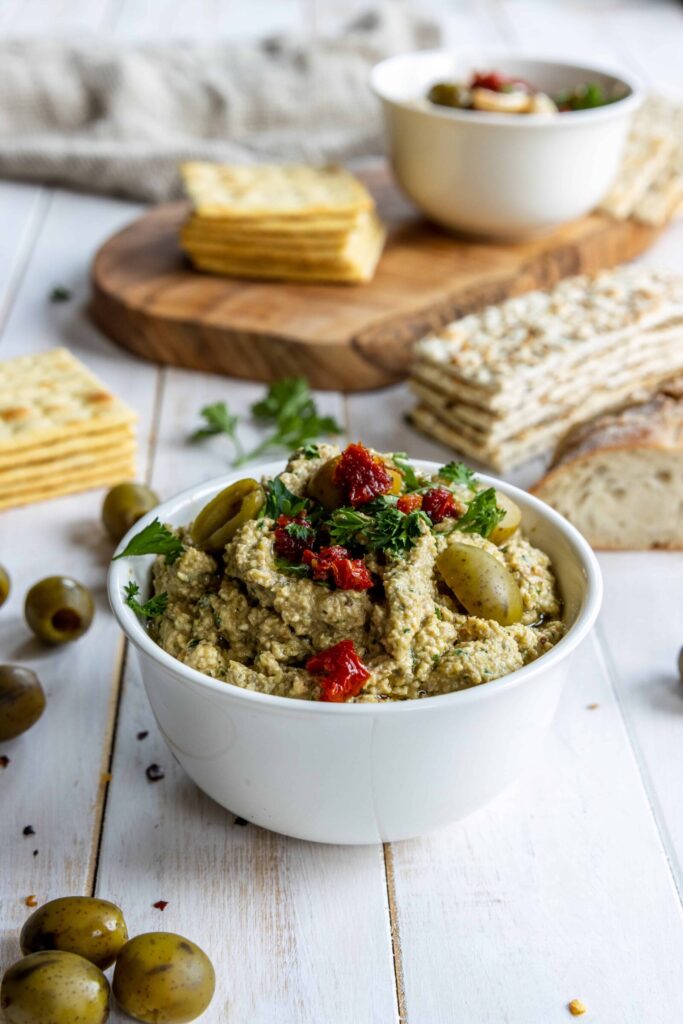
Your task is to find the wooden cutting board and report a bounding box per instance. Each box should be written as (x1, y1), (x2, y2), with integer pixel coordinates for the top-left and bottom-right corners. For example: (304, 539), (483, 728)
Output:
(91, 165), (661, 391)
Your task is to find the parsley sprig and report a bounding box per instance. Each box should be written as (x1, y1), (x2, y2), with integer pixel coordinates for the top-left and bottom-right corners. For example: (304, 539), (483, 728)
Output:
(263, 478), (310, 520)
(113, 518), (184, 564)
(437, 461), (477, 490)
(190, 378), (341, 467)
(329, 497), (430, 555)
(392, 453), (422, 492)
(455, 488), (505, 537)
(123, 581), (169, 619)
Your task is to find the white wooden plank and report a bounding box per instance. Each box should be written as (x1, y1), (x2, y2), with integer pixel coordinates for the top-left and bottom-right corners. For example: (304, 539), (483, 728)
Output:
(0, 189), (159, 971)
(0, 0), (118, 33)
(111, 0), (306, 39)
(95, 369), (399, 1023)
(391, 634), (683, 1022)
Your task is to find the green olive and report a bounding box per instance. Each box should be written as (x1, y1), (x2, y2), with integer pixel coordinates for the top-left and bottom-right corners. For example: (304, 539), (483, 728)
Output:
(488, 491), (522, 546)
(0, 564), (10, 607)
(103, 482), (160, 544)
(191, 479), (264, 550)
(306, 456), (343, 510)
(0, 665), (46, 742)
(427, 81), (465, 108)
(437, 542), (523, 625)
(1, 950), (110, 1024)
(25, 577), (95, 645)
(21, 897), (128, 970)
(113, 932), (215, 1024)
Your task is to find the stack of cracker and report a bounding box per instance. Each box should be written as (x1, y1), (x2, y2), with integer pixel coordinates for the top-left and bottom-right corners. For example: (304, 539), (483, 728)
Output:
(0, 348), (137, 510)
(409, 267), (683, 472)
(179, 163), (386, 284)
(600, 96), (683, 227)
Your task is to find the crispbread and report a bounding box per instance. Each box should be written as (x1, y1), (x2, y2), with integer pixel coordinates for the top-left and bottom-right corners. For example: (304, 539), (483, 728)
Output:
(181, 162), (373, 219)
(0, 440), (136, 486)
(189, 252), (379, 284)
(600, 133), (675, 220)
(0, 426), (136, 471)
(0, 458), (136, 511)
(0, 348), (137, 454)
(181, 212), (357, 240)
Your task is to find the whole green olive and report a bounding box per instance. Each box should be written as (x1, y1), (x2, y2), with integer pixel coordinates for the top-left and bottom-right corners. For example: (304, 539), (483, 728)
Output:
(306, 456), (343, 510)
(25, 577), (95, 645)
(113, 932), (215, 1024)
(103, 482), (160, 544)
(191, 479), (265, 551)
(21, 896), (128, 970)
(0, 665), (46, 742)
(488, 491), (522, 546)
(427, 81), (465, 108)
(437, 542), (523, 625)
(0, 564), (10, 607)
(1, 950), (110, 1024)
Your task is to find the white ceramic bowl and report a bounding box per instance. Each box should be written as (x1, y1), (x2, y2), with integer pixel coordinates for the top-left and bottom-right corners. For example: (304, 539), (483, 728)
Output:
(108, 461), (602, 845)
(370, 52), (643, 238)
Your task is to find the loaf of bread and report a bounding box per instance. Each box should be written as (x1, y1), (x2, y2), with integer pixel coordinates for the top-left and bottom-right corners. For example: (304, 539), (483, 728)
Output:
(532, 378), (683, 549)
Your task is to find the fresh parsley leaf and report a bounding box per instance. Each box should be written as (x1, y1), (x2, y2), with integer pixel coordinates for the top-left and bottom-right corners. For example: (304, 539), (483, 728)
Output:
(302, 443), (321, 460)
(328, 501), (429, 555)
(392, 452), (421, 492)
(456, 488), (505, 538)
(263, 478), (309, 519)
(123, 581), (169, 619)
(237, 377), (342, 465)
(190, 401), (243, 460)
(438, 461), (477, 490)
(113, 518), (184, 564)
(50, 285), (72, 303)
(285, 520), (313, 540)
(274, 558), (310, 577)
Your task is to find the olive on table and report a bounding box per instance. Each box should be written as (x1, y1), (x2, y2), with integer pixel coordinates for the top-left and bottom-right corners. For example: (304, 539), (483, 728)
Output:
(488, 491), (522, 546)
(0, 950), (110, 1024)
(437, 542), (523, 626)
(103, 482), (160, 544)
(113, 932), (215, 1024)
(21, 896), (128, 970)
(0, 564), (10, 607)
(427, 81), (465, 108)
(25, 577), (95, 645)
(0, 665), (46, 742)
(191, 479), (264, 551)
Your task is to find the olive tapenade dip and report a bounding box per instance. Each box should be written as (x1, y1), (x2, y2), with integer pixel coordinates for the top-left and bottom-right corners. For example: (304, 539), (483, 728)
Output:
(120, 444), (565, 702)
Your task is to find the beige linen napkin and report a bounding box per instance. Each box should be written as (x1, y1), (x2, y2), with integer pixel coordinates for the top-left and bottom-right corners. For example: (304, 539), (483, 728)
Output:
(0, 6), (440, 202)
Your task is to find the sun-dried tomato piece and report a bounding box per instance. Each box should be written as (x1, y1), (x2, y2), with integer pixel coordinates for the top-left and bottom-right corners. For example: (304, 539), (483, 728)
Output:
(307, 639), (371, 702)
(303, 546), (373, 591)
(470, 70), (530, 93)
(153, 900), (168, 911)
(422, 487), (464, 524)
(273, 514), (315, 562)
(333, 443), (393, 507)
(397, 493), (423, 514)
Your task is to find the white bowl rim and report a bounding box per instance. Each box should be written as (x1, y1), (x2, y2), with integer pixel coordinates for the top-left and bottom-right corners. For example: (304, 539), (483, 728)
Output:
(108, 458), (603, 717)
(370, 49), (644, 128)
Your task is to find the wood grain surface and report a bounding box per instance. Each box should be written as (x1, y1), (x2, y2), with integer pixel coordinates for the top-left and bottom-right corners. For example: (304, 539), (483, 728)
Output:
(90, 166), (662, 391)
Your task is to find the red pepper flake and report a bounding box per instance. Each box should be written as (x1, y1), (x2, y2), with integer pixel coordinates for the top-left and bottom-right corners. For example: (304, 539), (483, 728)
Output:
(333, 443), (393, 507)
(137, 731), (149, 741)
(25, 895), (38, 907)
(273, 514), (314, 562)
(0, 755), (10, 768)
(153, 900), (169, 911)
(421, 487), (463, 524)
(307, 639), (371, 703)
(397, 493), (423, 514)
(146, 763), (165, 783)
(33, 850), (39, 857)
(303, 546), (373, 591)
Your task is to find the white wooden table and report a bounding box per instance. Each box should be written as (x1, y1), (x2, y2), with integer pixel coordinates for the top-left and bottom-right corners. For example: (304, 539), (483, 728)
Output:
(1, 2), (683, 1021)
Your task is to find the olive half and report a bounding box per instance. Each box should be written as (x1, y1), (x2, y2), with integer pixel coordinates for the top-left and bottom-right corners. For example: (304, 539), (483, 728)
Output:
(191, 479), (265, 550)
(0, 665), (46, 741)
(437, 542), (523, 625)
(25, 577), (95, 645)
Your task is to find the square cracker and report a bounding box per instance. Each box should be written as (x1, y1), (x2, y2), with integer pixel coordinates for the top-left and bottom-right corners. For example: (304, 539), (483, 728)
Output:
(0, 348), (137, 454)
(181, 162), (374, 220)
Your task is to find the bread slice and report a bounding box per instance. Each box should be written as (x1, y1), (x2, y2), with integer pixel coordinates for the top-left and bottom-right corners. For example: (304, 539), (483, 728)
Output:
(532, 378), (683, 549)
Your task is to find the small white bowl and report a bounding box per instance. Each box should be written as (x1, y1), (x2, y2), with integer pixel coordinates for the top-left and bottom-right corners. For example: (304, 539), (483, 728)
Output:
(371, 52), (643, 239)
(108, 461), (602, 845)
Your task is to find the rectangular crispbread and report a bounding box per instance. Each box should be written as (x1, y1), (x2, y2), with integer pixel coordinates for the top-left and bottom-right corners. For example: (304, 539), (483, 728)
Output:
(0, 459), (137, 511)
(0, 348), (137, 454)
(0, 441), (136, 486)
(181, 162), (373, 220)
(0, 426), (136, 471)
